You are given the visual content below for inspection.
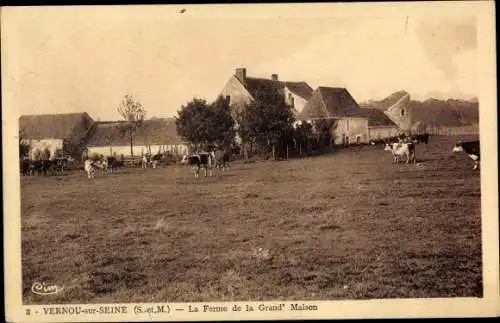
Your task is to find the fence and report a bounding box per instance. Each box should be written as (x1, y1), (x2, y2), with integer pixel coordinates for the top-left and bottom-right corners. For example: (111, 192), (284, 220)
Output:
(418, 124), (479, 136)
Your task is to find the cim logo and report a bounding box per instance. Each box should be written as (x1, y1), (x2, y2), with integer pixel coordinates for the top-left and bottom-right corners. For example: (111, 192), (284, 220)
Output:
(31, 282), (64, 295)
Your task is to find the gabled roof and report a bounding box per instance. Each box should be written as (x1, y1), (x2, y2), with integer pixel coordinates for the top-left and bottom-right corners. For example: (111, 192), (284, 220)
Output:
(359, 90), (410, 111)
(298, 87), (360, 120)
(19, 112), (93, 139)
(284, 82), (314, 101)
(347, 108), (398, 127)
(238, 76), (313, 101)
(86, 118), (186, 147)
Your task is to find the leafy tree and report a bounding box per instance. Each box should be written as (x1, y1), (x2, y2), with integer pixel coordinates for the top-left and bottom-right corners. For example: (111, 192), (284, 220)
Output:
(293, 121), (314, 157)
(240, 85), (295, 159)
(42, 147), (51, 160)
(312, 119), (338, 152)
(207, 95), (236, 149)
(176, 96), (235, 151)
(18, 129), (30, 159)
(117, 95), (146, 157)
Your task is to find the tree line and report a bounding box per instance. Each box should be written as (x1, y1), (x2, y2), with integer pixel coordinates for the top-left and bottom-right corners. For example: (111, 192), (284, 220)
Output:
(175, 85), (338, 160)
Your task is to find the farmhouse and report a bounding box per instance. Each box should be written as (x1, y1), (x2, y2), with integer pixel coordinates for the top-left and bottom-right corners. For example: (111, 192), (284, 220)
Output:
(19, 112), (94, 159)
(297, 87), (402, 144)
(85, 117), (189, 158)
(220, 67), (314, 116)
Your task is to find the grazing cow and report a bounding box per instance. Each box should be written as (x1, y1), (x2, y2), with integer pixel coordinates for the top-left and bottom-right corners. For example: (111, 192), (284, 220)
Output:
(141, 155), (148, 169)
(84, 159), (96, 179)
(410, 133), (430, 144)
(106, 156), (122, 173)
(180, 152), (215, 178)
(94, 157), (108, 175)
(452, 140), (480, 170)
(384, 142), (416, 164)
(213, 149), (231, 172)
(20, 159), (32, 176)
(50, 158), (67, 176)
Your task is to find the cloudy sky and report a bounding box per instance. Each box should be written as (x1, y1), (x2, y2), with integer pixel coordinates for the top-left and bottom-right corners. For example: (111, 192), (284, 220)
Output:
(3, 3), (487, 121)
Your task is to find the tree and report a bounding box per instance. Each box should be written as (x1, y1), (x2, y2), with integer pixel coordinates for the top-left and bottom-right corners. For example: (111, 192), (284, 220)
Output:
(18, 129), (30, 159)
(117, 95), (146, 157)
(175, 96), (235, 151)
(240, 85), (295, 160)
(312, 119), (338, 153)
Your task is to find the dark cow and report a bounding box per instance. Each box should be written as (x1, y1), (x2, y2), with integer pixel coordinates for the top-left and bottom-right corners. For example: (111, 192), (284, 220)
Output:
(213, 149), (231, 172)
(106, 156), (123, 173)
(20, 159), (32, 176)
(452, 140), (480, 170)
(410, 133), (430, 144)
(180, 152), (215, 178)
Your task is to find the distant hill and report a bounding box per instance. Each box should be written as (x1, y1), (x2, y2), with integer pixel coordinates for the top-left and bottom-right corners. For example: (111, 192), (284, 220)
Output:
(409, 98), (479, 128)
(360, 93), (479, 128)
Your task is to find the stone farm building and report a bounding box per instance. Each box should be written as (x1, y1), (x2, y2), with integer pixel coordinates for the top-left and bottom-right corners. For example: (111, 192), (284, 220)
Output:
(220, 68), (314, 116)
(19, 112), (94, 159)
(219, 68), (412, 145)
(84, 118), (189, 158)
(297, 87), (411, 145)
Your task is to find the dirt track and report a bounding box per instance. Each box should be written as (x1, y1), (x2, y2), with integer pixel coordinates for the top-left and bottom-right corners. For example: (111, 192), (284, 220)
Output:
(21, 135), (482, 303)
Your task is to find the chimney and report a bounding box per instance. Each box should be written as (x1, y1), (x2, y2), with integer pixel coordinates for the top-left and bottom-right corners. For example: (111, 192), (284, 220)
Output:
(235, 68), (246, 84)
(271, 74), (278, 81)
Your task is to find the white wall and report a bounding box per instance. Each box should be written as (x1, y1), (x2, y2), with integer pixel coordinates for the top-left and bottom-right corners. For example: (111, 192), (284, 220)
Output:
(334, 118), (370, 144)
(368, 126), (400, 140)
(87, 144), (189, 158)
(284, 88), (309, 115)
(28, 138), (63, 159)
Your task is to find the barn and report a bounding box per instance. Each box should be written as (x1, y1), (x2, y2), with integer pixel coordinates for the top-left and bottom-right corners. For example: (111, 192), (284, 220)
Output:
(219, 67), (314, 116)
(19, 112), (94, 159)
(84, 118), (189, 158)
(296, 87), (401, 144)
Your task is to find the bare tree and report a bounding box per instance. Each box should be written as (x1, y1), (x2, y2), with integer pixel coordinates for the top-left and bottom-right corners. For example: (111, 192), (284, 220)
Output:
(117, 95), (146, 157)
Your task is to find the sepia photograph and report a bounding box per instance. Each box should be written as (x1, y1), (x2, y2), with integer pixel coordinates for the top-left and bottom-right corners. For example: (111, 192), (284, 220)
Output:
(3, 2), (498, 321)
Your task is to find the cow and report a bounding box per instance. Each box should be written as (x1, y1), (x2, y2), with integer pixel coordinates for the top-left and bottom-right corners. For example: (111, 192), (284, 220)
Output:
(50, 158), (67, 176)
(92, 157), (108, 175)
(141, 155), (148, 169)
(180, 152), (215, 178)
(106, 156), (122, 173)
(213, 149), (231, 173)
(84, 159), (96, 179)
(20, 159), (32, 176)
(452, 140), (480, 170)
(410, 133), (430, 144)
(384, 142), (416, 164)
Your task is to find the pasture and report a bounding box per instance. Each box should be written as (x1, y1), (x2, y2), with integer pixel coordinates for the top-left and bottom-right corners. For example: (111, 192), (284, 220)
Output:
(21, 135), (482, 304)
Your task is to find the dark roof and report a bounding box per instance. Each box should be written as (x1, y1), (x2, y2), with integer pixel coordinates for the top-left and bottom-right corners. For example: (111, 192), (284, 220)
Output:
(348, 108), (398, 127)
(284, 82), (314, 100)
(86, 118), (186, 147)
(19, 112), (93, 139)
(298, 87), (397, 127)
(359, 90), (410, 110)
(240, 77), (313, 101)
(244, 77), (285, 96)
(298, 87), (360, 120)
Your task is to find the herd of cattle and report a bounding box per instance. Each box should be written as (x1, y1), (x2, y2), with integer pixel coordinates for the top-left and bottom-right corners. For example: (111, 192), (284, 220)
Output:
(19, 133), (481, 179)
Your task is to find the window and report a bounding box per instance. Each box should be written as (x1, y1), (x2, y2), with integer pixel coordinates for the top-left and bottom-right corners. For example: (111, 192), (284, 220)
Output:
(225, 95), (230, 103)
(400, 109), (405, 117)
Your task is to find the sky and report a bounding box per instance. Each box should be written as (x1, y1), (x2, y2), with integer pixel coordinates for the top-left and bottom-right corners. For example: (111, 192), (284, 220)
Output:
(3, 3), (484, 121)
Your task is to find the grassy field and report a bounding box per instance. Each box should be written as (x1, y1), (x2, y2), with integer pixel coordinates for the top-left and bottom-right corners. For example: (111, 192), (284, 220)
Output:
(21, 135), (482, 304)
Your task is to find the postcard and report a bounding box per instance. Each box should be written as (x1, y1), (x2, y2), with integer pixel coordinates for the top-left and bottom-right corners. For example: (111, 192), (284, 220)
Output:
(2, 2), (498, 321)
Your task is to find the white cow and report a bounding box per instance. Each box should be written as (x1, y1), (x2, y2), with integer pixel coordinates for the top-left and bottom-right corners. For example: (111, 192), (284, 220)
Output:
(384, 142), (416, 164)
(95, 158), (108, 175)
(84, 159), (96, 179)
